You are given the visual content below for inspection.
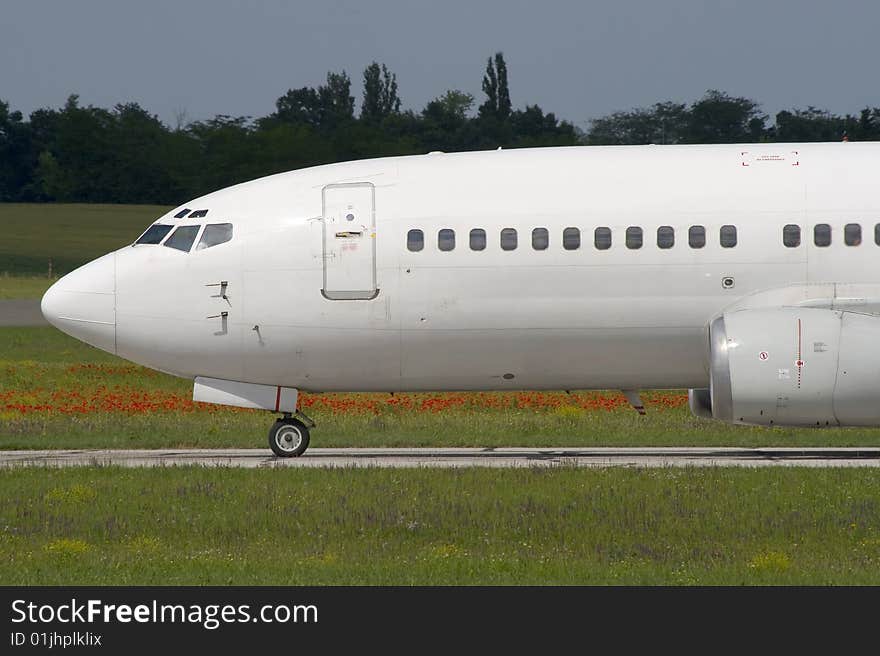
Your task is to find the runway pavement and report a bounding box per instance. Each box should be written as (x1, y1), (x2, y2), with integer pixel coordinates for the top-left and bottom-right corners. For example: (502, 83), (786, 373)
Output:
(2, 447), (880, 468)
(0, 300), (46, 326)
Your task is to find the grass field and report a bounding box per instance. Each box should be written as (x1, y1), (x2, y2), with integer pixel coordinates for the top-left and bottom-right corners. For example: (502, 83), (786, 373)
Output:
(4, 326), (880, 449)
(0, 274), (56, 299)
(0, 203), (169, 275)
(1, 466), (878, 585)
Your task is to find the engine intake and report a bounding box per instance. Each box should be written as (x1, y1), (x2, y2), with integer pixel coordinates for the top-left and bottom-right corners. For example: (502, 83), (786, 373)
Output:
(705, 308), (880, 426)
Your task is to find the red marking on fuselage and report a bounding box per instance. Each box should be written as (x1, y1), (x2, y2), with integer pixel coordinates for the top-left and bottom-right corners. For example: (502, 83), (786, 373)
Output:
(274, 386), (282, 413)
(796, 319), (803, 389)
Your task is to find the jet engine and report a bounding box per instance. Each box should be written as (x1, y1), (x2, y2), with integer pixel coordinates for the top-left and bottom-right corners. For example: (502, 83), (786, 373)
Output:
(692, 307), (880, 427)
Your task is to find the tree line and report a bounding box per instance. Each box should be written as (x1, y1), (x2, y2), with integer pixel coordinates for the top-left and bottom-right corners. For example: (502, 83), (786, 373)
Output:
(585, 90), (880, 146)
(0, 52), (877, 206)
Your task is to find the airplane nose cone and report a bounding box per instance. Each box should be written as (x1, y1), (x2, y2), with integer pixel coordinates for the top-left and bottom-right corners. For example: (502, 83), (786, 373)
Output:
(41, 252), (116, 354)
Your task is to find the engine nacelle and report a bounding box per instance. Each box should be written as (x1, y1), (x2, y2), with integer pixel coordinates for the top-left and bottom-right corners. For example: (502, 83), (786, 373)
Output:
(708, 308), (880, 426)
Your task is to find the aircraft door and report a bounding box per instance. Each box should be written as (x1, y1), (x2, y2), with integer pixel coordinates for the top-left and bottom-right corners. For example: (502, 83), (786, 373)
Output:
(322, 182), (378, 300)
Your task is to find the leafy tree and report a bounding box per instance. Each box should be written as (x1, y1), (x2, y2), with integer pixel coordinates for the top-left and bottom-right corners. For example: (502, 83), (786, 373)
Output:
(36, 95), (118, 201)
(510, 105), (579, 146)
(496, 54), (511, 120)
(361, 62), (401, 124)
(186, 115), (256, 194)
(34, 151), (63, 199)
(251, 122), (336, 174)
(854, 107), (880, 140)
(685, 90), (766, 143)
(111, 102), (182, 203)
(587, 102), (689, 145)
(0, 100), (36, 201)
(272, 87), (322, 128)
(268, 71), (354, 133)
(479, 52), (511, 121)
(774, 107), (848, 142)
(419, 90), (478, 151)
(587, 93), (766, 145)
(317, 71), (355, 129)
(423, 90), (474, 125)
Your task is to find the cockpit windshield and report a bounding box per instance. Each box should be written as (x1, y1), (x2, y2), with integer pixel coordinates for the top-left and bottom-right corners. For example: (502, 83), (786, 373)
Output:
(133, 221), (233, 253)
(196, 223), (233, 250)
(135, 224), (173, 245)
(164, 225), (201, 252)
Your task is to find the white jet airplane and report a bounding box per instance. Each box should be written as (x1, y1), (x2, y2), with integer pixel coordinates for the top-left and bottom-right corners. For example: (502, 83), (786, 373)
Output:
(41, 143), (880, 456)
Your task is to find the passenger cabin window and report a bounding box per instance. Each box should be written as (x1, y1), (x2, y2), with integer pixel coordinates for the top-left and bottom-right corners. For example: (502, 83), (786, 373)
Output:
(438, 229), (455, 251)
(164, 225), (200, 252)
(844, 223), (862, 246)
(501, 228), (518, 251)
(689, 225), (706, 248)
(562, 227), (580, 250)
(814, 223), (831, 247)
(783, 224), (801, 247)
(720, 225), (737, 248)
(135, 224), (173, 245)
(470, 228), (486, 251)
(594, 227), (612, 250)
(196, 223), (233, 250)
(625, 226), (643, 249)
(657, 226), (674, 249)
(407, 229), (424, 252)
(532, 227), (549, 250)
(876, 223), (880, 246)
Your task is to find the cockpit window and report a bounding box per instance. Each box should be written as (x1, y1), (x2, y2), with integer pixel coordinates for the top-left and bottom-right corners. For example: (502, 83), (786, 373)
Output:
(174, 208), (191, 219)
(135, 224), (173, 245)
(196, 223), (233, 250)
(164, 225), (200, 252)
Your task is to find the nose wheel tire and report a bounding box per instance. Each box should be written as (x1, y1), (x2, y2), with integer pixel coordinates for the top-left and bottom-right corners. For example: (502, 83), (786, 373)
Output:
(268, 418), (310, 457)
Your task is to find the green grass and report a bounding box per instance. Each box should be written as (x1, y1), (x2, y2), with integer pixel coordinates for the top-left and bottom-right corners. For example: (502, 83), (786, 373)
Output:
(2, 326), (120, 362)
(0, 466), (878, 585)
(0, 203), (170, 275)
(0, 274), (56, 299)
(5, 326), (880, 449)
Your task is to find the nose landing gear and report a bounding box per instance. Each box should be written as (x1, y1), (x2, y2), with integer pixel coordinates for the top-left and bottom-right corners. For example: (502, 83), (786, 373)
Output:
(268, 410), (316, 457)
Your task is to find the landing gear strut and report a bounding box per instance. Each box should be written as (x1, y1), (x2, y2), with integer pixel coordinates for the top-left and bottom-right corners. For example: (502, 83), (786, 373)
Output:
(268, 410), (316, 457)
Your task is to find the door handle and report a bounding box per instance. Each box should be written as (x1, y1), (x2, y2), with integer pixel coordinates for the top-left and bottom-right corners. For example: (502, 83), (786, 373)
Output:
(206, 281), (230, 304)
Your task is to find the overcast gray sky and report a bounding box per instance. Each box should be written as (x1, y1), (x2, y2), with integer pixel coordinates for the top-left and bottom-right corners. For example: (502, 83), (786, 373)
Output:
(2, 0), (877, 129)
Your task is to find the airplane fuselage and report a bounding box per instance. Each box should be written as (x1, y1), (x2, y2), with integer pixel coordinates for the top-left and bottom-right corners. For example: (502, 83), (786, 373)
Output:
(42, 142), (880, 394)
